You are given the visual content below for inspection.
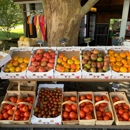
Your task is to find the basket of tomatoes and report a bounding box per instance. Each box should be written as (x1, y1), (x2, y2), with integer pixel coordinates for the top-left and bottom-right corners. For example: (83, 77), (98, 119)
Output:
(0, 101), (16, 124)
(3, 91), (35, 124)
(62, 92), (78, 125)
(78, 91), (96, 125)
(94, 92), (114, 125)
(109, 92), (130, 125)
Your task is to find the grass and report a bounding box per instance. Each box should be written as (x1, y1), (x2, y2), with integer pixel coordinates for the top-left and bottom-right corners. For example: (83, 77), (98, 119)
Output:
(0, 25), (24, 40)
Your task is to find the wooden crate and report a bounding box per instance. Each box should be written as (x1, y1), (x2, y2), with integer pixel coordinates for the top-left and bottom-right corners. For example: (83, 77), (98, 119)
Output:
(109, 92), (130, 125)
(94, 92), (114, 125)
(78, 92), (96, 125)
(7, 81), (37, 93)
(0, 101), (16, 124)
(62, 92), (78, 125)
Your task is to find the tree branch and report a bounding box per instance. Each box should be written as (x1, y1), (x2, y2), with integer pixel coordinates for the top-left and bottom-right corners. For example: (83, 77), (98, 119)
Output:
(80, 0), (99, 18)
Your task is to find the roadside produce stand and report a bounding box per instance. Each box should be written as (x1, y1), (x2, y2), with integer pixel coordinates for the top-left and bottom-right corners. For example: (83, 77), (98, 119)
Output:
(0, 46), (130, 129)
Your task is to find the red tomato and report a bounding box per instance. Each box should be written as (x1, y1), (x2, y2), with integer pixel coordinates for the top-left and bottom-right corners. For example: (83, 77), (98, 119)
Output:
(97, 117), (103, 120)
(63, 97), (70, 102)
(86, 94), (92, 100)
(69, 112), (76, 119)
(24, 111), (30, 118)
(8, 116), (12, 120)
(14, 115), (20, 120)
(23, 117), (29, 120)
(80, 110), (85, 119)
(20, 113), (24, 117)
(85, 114), (93, 120)
(103, 115), (110, 120)
(106, 112), (112, 119)
(17, 98), (23, 103)
(79, 95), (85, 101)
(6, 105), (13, 110)
(3, 113), (9, 119)
(3, 104), (8, 109)
(100, 103), (107, 107)
(112, 98), (116, 103)
(22, 106), (29, 112)
(96, 111), (102, 117)
(113, 96), (120, 101)
(28, 106), (32, 110)
(71, 104), (77, 112)
(118, 109), (124, 115)
(62, 111), (69, 119)
(98, 106), (105, 112)
(123, 104), (129, 110)
(101, 95), (108, 100)
(88, 104), (94, 111)
(26, 97), (32, 101)
(129, 111), (130, 116)
(83, 105), (90, 113)
(7, 109), (14, 116)
(1, 109), (7, 114)
(123, 113), (129, 120)
(65, 105), (71, 112)
(95, 96), (101, 102)
(9, 96), (17, 103)
(15, 110), (21, 116)
(0, 114), (3, 120)
(29, 100), (33, 104)
(70, 96), (76, 102)
(118, 117), (123, 121)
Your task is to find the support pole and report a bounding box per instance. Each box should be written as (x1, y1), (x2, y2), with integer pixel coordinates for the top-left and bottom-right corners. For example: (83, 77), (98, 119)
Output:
(119, 0), (130, 39)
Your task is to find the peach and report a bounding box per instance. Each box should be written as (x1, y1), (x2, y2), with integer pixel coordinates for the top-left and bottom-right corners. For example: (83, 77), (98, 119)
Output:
(62, 56), (68, 62)
(58, 66), (65, 72)
(24, 57), (30, 64)
(9, 59), (14, 63)
(21, 67), (26, 72)
(64, 68), (69, 72)
(57, 58), (62, 64)
(20, 63), (27, 68)
(4, 67), (9, 72)
(13, 56), (19, 61)
(74, 60), (80, 65)
(71, 64), (76, 70)
(6, 62), (13, 68)
(12, 60), (19, 67)
(67, 59), (74, 65)
(15, 67), (21, 72)
(9, 66), (15, 72)
(64, 63), (70, 69)
(61, 61), (67, 66)
(75, 68), (80, 72)
(59, 53), (64, 58)
(76, 64), (80, 69)
(70, 69), (75, 72)
(72, 56), (77, 61)
(18, 58), (24, 63)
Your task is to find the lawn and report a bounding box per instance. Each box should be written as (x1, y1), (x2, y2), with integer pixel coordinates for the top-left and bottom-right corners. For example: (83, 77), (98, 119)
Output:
(0, 25), (24, 40)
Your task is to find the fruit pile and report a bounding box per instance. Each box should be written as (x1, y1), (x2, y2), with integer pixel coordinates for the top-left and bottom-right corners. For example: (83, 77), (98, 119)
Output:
(28, 49), (55, 72)
(82, 49), (109, 72)
(79, 94), (95, 120)
(95, 95), (112, 120)
(62, 95), (78, 121)
(112, 96), (130, 121)
(4, 56), (30, 73)
(0, 94), (34, 121)
(34, 88), (62, 118)
(108, 50), (130, 72)
(55, 53), (80, 72)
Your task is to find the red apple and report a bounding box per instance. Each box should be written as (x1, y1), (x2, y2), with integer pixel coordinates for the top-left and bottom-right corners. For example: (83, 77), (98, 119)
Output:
(38, 66), (46, 72)
(28, 66), (36, 72)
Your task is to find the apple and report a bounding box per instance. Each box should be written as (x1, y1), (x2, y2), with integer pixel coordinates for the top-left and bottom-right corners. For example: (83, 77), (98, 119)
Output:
(36, 49), (44, 54)
(31, 57), (36, 62)
(41, 61), (47, 67)
(38, 66), (46, 72)
(28, 66), (36, 72)
(91, 54), (97, 61)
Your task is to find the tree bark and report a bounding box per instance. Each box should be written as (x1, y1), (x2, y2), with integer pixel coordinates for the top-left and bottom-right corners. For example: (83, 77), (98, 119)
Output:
(43, 0), (99, 47)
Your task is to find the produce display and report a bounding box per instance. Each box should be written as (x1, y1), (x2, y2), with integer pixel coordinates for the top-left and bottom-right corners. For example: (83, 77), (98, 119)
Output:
(34, 87), (62, 118)
(112, 96), (130, 121)
(82, 49), (109, 72)
(28, 49), (55, 72)
(62, 96), (78, 121)
(4, 56), (30, 73)
(108, 49), (130, 73)
(55, 54), (80, 72)
(94, 95), (113, 121)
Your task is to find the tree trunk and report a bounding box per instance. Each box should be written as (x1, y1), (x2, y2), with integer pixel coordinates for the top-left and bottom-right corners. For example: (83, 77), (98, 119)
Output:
(43, 0), (99, 47)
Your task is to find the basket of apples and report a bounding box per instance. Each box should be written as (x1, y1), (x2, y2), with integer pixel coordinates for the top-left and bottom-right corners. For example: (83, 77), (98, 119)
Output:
(94, 92), (114, 125)
(62, 92), (78, 125)
(109, 92), (130, 125)
(78, 92), (96, 125)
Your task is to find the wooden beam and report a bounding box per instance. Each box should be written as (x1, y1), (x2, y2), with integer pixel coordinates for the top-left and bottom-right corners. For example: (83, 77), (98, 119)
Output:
(14, 0), (42, 4)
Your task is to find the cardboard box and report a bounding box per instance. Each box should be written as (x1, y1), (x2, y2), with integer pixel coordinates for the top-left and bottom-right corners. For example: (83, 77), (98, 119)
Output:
(26, 47), (57, 79)
(31, 84), (64, 124)
(81, 47), (111, 79)
(54, 47), (82, 79)
(0, 51), (11, 67)
(0, 47), (33, 79)
(107, 46), (130, 79)
(18, 38), (38, 47)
